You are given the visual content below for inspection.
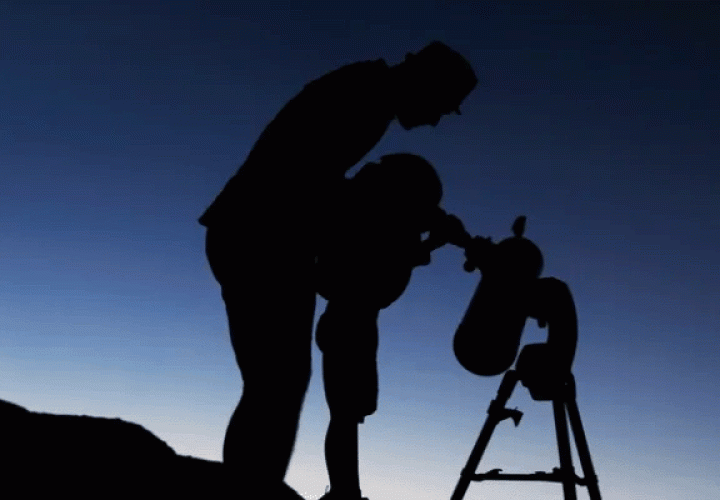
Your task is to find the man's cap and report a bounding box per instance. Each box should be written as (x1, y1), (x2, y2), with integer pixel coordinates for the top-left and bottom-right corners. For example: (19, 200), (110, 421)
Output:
(411, 41), (478, 111)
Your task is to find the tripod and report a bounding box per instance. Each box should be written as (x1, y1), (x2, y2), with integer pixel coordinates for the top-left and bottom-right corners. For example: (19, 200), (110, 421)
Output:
(449, 364), (602, 500)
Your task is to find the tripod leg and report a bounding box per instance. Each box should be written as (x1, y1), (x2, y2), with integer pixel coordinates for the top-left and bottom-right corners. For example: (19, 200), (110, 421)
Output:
(552, 398), (577, 500)
(450, 371), (519, 500)
(565, 397), (602, 500)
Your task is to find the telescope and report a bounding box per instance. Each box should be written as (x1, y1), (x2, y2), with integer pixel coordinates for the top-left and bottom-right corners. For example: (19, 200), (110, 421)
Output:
(447, 218), (602, 500)
(452, 217), (577, 396)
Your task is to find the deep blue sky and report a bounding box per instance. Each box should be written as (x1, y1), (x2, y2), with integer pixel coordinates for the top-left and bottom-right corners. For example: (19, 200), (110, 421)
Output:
(2, 2), (718, 499)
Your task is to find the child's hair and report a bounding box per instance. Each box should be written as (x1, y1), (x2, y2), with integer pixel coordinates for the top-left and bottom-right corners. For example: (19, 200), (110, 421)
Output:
(351, 153), (443, 208)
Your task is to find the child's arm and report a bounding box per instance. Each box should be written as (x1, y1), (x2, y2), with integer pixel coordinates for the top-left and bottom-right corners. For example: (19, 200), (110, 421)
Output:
(414, 208), (471, 265)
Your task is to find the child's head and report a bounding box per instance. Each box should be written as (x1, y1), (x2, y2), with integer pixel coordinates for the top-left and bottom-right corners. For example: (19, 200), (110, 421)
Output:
(353, 153), (442, 204)
(350, 153), (443, 231)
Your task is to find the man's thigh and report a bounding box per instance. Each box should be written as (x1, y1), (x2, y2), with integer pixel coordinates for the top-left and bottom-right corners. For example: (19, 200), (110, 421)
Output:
(206, 227), (316, 384)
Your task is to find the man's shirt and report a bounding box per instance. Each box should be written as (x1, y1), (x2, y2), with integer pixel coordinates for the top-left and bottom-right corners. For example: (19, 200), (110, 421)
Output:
(199, 59), (394, 229)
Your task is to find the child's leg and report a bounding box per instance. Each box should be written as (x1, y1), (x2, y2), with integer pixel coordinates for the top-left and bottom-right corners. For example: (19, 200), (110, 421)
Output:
(317, 306), (378, 498)
(320, 334), (363, 497)
(325, 414), (361, 495)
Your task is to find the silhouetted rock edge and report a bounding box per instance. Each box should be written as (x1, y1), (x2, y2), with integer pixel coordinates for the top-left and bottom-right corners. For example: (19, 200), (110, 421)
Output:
(1, 398), (226, 497)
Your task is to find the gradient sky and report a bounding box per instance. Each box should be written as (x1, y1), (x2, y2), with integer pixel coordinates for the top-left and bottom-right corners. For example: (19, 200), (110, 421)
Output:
(2, 2), (718, 499)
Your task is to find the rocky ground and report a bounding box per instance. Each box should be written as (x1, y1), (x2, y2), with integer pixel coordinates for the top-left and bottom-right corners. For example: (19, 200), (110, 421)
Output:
(1, 398), (226, 497)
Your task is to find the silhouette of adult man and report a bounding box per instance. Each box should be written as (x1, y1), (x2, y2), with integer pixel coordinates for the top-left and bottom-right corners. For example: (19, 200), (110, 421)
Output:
(200, 41), (476, 499)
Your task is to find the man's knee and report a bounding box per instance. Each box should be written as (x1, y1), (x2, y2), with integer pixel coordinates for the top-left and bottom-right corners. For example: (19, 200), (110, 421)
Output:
(244, 354), (311, 393)
(275, 358), (312, 395)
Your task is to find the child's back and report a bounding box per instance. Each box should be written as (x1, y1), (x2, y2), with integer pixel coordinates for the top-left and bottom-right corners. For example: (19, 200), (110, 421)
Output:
(317, 153), (443, 310)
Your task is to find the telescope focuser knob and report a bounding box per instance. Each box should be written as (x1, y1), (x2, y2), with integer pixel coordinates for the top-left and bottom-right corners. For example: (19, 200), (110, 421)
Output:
(512, 215), (526, 238)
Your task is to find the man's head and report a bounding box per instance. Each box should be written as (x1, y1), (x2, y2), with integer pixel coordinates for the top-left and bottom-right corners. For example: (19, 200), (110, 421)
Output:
(393, 41), (478, 130)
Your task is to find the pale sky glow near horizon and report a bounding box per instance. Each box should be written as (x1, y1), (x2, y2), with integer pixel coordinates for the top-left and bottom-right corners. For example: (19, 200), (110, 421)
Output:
(2, 2), (718, 499)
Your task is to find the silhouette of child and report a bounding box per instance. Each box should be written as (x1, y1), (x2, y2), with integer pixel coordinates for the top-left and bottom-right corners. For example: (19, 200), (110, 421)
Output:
(315, 153), (463, 500)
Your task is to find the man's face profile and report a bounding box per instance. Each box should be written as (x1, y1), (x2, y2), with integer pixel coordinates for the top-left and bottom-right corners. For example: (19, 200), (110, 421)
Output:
(396, 91), (458, 130)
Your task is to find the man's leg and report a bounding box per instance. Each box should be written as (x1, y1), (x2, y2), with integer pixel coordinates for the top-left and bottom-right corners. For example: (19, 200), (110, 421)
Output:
(222, 283), (314, 482)
(206, 227), (315, 485)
